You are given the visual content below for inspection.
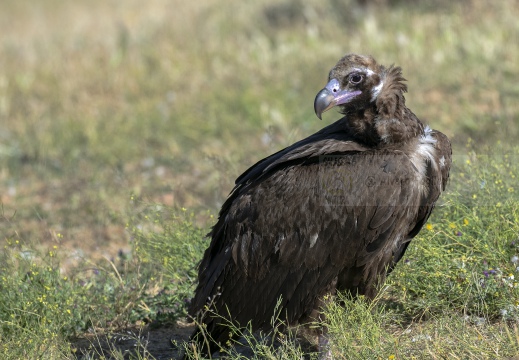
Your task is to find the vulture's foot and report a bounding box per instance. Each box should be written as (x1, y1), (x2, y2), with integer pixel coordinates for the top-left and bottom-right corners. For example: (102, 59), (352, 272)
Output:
(317, 333), (333, 360)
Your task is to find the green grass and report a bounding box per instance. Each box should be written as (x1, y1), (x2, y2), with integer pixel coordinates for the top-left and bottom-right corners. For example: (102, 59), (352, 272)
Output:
(388, 146), (519, 318)
(2, 0), (519, 358)
(0, 206), (208, 359)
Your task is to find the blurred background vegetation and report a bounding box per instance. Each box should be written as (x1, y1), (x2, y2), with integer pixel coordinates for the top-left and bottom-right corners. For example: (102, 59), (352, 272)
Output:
(1, 0), (519, 358)
(1, 0), (518, 260)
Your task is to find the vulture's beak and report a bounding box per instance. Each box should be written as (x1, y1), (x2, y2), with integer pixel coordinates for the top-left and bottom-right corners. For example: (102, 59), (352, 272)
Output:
(314, 78), (362, 120)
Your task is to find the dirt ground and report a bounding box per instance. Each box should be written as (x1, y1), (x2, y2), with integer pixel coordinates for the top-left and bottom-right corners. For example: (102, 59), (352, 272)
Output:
(72, 321), (195, 360)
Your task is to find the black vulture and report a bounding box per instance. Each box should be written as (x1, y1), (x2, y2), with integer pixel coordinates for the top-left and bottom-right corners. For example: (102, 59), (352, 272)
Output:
(187, 54), (452, 357)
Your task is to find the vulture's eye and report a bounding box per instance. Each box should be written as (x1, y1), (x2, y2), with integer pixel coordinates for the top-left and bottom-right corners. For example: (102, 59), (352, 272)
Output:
(349, 74), (363, 84)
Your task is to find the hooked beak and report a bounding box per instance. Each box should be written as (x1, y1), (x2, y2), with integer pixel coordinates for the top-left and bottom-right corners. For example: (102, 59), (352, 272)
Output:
(314, 78), (362, 120)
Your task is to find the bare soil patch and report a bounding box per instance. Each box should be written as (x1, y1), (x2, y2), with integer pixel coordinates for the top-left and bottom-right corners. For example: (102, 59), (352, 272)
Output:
(72, 322), (195, 360)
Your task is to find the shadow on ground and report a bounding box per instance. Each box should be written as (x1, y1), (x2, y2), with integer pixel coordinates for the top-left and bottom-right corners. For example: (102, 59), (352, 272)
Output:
(72, 322), (194, 360)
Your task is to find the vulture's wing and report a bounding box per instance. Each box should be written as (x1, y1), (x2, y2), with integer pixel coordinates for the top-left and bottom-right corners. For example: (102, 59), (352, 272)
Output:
(190, 130), (449, 337)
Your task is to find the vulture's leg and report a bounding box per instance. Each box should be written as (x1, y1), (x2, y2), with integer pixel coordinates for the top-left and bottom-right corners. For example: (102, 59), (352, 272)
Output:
(317, 326), (332, 360)
(315, 293), (335, 360)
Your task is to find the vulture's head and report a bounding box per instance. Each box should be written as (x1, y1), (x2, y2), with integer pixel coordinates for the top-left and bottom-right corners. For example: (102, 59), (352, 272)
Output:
(314, 54), (407, 120)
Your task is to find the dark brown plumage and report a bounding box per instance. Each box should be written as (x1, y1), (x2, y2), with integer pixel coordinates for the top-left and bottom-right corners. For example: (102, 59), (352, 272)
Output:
(187, 54), (451, 356)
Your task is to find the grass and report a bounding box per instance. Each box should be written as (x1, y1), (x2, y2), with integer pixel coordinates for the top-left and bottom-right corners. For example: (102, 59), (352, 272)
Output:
(1, 0), (519, 358)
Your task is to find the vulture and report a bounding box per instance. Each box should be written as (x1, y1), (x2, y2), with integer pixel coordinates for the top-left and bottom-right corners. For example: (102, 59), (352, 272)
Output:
(187, 54), (451, 357)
